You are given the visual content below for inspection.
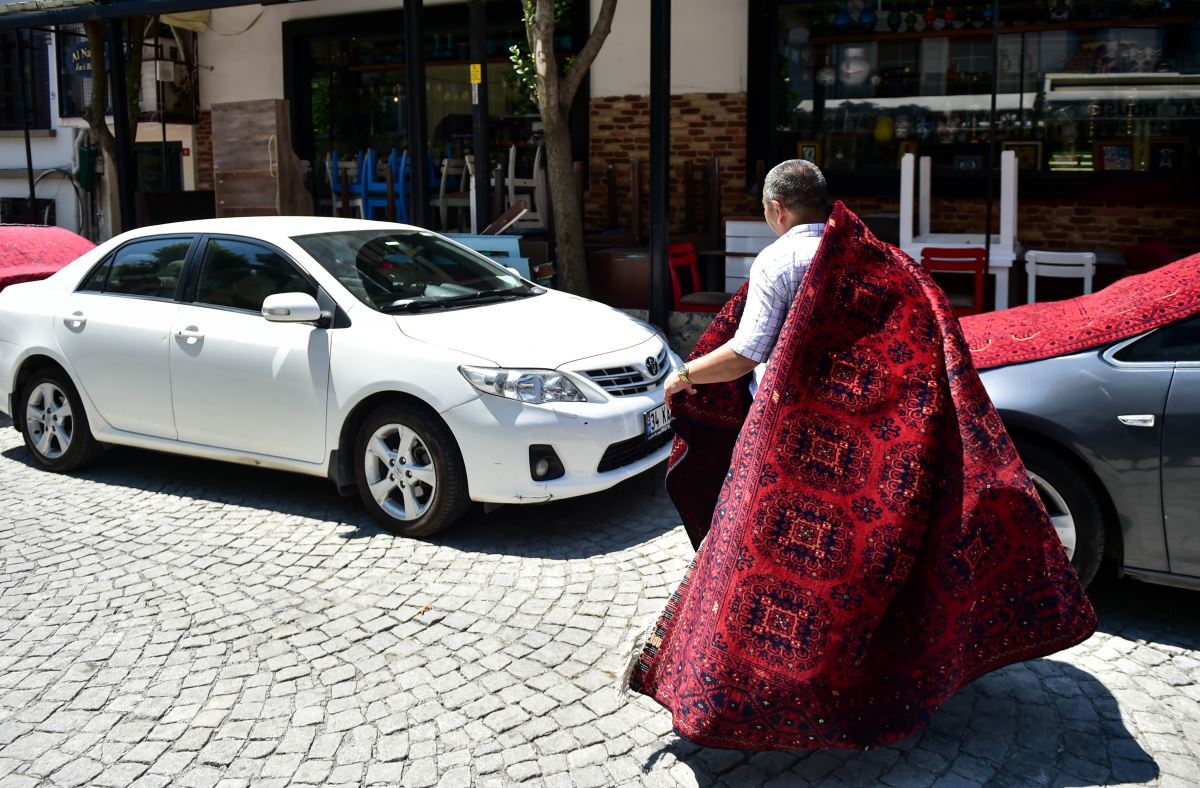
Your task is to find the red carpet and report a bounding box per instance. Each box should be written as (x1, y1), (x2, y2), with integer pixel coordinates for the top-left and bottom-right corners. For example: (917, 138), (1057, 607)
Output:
(964, 253), (1200, 369)
(0, 225), (95, 290)
(630, 203), (1096, 750)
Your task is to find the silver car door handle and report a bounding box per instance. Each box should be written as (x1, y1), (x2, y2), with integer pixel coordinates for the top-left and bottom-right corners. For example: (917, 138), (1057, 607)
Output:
(176, 327), (204, 344)
(64, 311), (86, 329)
(1117, 414), (1155, 428)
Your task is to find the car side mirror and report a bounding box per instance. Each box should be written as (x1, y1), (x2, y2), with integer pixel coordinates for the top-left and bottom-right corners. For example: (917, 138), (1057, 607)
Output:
(505, 266), (522, 278)
(262, 292), (322, 323)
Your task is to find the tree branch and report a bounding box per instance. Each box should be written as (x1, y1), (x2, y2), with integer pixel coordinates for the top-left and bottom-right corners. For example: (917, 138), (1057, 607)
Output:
(558, 0), (617, 113)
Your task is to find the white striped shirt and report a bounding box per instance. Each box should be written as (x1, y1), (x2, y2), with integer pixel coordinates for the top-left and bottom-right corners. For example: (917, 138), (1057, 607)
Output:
(728, 222), (826, 397)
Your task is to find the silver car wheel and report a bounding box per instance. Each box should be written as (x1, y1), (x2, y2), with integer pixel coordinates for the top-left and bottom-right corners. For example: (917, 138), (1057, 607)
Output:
(362, 423), (438, 522)
(25, 382), (74, 460)
(1029, 471), (1076, 559)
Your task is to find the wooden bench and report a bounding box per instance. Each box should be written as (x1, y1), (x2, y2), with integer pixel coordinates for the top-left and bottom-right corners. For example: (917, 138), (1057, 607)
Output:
(445, 234), (531, 279)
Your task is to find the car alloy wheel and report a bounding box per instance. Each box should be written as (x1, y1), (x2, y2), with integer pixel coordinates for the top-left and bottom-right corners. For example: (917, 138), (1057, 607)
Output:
(18, 368), (104, 473)
(353, 403), (470, 537)
(1013, 437), (1106, 588)
(362, 423), (438, 522)
(25, 381), (74, 460)
(1029, 471), (1075, 560)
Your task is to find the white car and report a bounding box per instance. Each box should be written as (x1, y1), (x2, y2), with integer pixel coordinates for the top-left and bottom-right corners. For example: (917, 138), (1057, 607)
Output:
(0, 217), (676, 535)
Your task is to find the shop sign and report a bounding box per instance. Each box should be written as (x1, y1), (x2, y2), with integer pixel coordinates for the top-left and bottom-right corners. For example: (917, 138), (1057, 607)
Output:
(66, 41), (93, 76)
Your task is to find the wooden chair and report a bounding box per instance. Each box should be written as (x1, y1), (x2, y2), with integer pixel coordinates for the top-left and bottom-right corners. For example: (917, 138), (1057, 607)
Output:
(329, 150), (362, 218)
(430, 158), (471, 231)
(920, 247), (986, 316)
(1025, 250), (1095, 303)
(668, 242), (730, 313)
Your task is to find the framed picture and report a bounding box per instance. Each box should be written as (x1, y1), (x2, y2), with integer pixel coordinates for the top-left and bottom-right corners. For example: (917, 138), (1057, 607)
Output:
(897, 140), (919, 166)
(796, 140), (822, 166)
(823, 134), (857, 169)
(1094, 140), (1134, 171)
(953, 154), (983, 172)
(1002, 141), (1042, 170)
(1146, 138), (1190, 172)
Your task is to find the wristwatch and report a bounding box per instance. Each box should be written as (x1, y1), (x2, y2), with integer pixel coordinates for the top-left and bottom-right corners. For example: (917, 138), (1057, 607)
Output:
(677, 364), (693, 385)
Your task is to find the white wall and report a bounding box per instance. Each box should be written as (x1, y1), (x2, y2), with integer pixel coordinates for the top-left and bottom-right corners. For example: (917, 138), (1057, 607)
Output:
(589, 0), (747, 97)
(200, 0), (748, 109)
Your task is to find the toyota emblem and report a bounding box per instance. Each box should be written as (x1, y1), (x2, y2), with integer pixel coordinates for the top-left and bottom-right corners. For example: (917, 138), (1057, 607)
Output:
(646, 356), (660, 377)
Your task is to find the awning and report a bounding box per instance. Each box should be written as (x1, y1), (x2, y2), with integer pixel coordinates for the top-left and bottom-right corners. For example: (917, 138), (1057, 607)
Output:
(0, 0), (300, 31)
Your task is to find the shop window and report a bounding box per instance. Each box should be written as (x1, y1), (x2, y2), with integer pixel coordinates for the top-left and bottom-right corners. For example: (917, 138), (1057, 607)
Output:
(0, 30), (51, 131)
(285, 5), (586, 171)
(764, 1), (1200, 178)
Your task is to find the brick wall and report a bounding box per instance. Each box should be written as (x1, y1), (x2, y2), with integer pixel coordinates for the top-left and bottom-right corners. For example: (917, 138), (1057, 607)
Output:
(585, 92), (759, 235)
(849, 194), (1200, 255)
(195, 111), (213, 192)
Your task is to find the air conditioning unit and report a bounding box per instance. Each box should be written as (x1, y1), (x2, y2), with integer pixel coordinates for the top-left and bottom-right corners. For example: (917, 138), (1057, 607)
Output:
(140, 36), (188, 115)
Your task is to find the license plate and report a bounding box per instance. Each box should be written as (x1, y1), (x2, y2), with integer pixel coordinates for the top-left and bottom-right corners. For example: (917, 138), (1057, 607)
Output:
(644, 403), (672, 438)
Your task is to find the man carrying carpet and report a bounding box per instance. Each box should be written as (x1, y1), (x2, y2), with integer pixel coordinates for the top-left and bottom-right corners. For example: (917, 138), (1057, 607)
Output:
(628, 160), (1096, 750)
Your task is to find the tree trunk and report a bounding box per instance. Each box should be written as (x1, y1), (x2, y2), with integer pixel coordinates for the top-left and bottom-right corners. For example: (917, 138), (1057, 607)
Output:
(524, 0), (617, 297)
(541, 108), (588, 296)
(82, 18), (146, 238)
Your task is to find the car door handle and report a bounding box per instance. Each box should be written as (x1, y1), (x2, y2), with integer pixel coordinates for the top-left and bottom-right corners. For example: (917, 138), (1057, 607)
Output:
(1117, 414), (1155, 428)
(64, 311), (86, 329)
(176, 327), (204, 345)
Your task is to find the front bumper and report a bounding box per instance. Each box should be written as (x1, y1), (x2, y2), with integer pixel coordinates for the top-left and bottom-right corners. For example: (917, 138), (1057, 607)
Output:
(441, 391), (672, 504)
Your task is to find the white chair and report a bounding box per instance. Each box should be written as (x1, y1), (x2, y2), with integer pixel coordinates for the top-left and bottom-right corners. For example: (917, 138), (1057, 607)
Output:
(507, 144), (548, 231)
(1025, 250), (1096, 303)
(430, 157), (470, 231)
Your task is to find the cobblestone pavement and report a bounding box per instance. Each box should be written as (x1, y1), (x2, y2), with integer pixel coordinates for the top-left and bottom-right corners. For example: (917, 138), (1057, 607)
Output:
(1, 414), (1198, 788)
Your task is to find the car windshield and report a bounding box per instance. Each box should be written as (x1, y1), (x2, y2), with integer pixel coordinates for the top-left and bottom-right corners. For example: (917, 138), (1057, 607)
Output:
(291, 229), (541, 313)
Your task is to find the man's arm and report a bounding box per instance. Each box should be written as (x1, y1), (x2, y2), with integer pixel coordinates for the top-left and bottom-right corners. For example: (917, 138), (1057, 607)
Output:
(664, 343), (758, 399)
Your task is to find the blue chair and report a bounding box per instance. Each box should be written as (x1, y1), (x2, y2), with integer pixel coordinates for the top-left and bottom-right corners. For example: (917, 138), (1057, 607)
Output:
(358, 149), (391, 220)
(388, 149), (411, 224)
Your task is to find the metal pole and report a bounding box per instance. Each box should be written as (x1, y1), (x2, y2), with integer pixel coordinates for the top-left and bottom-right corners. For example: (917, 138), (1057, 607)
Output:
(404, 0), (429, 227)
(468, 0), (490, 232)
(109, 18), (137, 232)
(983, 0), (1000, 305)
(15, 29), (38, 221)
(649, 0), (671, 331)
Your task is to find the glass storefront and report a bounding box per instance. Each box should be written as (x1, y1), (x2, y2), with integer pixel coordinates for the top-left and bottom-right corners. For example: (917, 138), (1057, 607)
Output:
(285, 3), (586, 172)
(759, 1), (1200, 181)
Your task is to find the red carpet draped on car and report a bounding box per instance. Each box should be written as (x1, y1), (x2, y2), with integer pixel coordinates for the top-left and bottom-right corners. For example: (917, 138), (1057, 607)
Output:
(629, 202), (1097, 750)
(0, 225), (95, 290)
(964, 252), (1200, 370)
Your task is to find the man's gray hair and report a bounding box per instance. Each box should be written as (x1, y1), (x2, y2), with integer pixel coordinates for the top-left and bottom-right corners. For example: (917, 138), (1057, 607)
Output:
(763, 159), (828, 214)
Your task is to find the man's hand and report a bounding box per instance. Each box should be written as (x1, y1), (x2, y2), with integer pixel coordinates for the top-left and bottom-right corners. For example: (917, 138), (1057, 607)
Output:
(664, 372), (697, 404)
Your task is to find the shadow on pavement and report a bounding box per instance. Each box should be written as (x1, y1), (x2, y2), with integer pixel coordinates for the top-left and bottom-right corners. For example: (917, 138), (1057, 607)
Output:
(649, 661), (1157, 787)
(1088, 569), (1200, 653)
(1, 433), (678, 558)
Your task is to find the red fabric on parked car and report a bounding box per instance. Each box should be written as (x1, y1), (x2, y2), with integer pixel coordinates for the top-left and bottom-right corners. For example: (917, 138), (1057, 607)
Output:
(629, 203), (1096, 750)
(0, 225), (95, 290)
(963, 252), (1200, 370)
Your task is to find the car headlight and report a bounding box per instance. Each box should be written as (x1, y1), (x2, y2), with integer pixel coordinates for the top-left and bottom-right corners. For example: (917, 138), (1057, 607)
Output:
(459, 366), (587, 404)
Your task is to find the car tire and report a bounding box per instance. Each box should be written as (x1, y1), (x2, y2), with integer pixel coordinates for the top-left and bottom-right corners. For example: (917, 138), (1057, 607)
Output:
(18, 368), (104, 473)
(353, 402), (470, 537)
(1013, 438), (1107, 588)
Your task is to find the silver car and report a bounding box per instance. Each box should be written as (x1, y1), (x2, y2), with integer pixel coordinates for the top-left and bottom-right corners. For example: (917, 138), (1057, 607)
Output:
(976, 312), (1200, 590)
